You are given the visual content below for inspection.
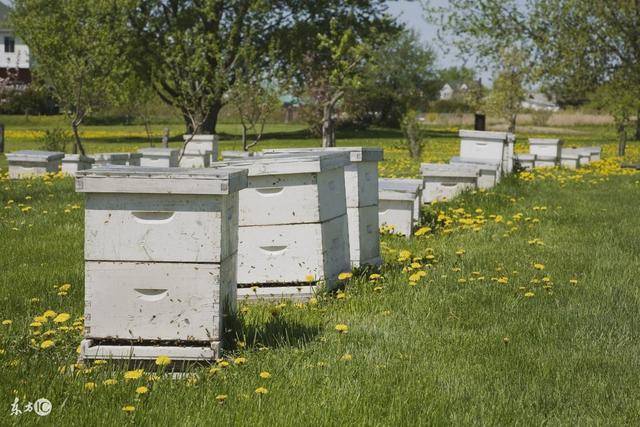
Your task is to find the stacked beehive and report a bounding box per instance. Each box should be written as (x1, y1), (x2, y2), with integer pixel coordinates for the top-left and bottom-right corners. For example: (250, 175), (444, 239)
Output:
(76, 166), (247, 362)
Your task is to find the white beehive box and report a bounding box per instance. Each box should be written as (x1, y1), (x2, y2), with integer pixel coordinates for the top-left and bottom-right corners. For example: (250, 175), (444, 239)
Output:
(560, 151), (580, 169)
(420, 163), (478, 203)
(581, 146), (602, 161)
(262, 147), (383, 267)
(6, 150), (64, 179)
(459, 130), (509, 173)
(563, 148), (590, 166)
(378, 179), (422, 237)
(515, 154), (536, 170)
(76, 166), (248, 362)
(449, 157), (500, 189)
(221, 150), (263, 160)
(534, 155), (557, 168)
(183, 134), (219, 163)
(138, 147), (179, 167)
(529, 138), (563, 159)
(93, 153), (129, 167)
(215, 152), (352, 293)
(504, 133), (516, 174)
(379, 178), (423, 220)
(61, 154), (94, 176)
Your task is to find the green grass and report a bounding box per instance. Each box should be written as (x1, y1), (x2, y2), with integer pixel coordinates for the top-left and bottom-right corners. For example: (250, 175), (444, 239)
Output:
(1, 117), (640, 424)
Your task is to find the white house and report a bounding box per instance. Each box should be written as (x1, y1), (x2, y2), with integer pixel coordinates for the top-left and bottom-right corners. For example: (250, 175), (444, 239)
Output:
(0, 3), (31, 84)
(439, 83), (454, 100)
(522, 93), (560, 112)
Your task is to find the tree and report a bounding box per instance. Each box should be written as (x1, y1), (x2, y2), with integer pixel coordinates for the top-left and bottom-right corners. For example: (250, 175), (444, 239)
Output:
(12, 0), (131, 155)
(401, 109), (426, 159)
(437, 66), (476, 94)
(485, 48), (527, 133)
(344, 29), (439, 128)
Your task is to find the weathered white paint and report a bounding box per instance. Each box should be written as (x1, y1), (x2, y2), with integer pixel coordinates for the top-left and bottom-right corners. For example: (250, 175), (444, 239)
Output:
(515, 154), (536, 170)
(221, 150), (262, 160)
(6, 150), (64, 179)
(61, 154), (94, 176)
(80, 338), (220, 361)
(378, 192), (415, 237)
(76, 166), (248, 195)
(183, 134), (219, 163)
(504, 133), (516, 174)
(128, 153), (142, 166)
(179, 152), (211, 168)
(534, 155), (558, 168)
(420, 163), (478, 203)
(84, 192), (238, 263)
(559, 151), (580, 169)
(347, 205), (381, 267)
(138, 148), (179, 167)
(237, 214), (350, 287)
(84, 257), (236, 342)
(238, 284), (317, 302)
(449, 157), (500, 189)
(93, 153), (129, 167)
(459, 130), (508, 173)
(379, 178), (423, 220)
(529, 138), (563, 160)
(577, 146), (601, 162)
(563, 148), (590, 166)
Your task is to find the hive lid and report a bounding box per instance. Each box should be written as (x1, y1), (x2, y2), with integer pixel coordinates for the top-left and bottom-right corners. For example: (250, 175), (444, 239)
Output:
(420, 163), (479, 178)
(515, 154), (536, 160)
(529, 138), (562, 146)
(138, 147), (179, 156)
(214, 151), (351, 175)
(535, 155), (558, 161)
(579, 146), (602, 154)
(221, 150), (263, 159)
(128, 152), (143, 159)
(6, 150), (65, 161)
(450, 156), (501, 170)
(75, 166), (248, 195)
(379, 188), (417, 201)
(459, 129), (509, 142)
(262, 147), (383, 162)
(93, 152), (130, 161)
(562, 149), (588, 158)
(379, 178), (422, 193)
(62, 154), (94, 163)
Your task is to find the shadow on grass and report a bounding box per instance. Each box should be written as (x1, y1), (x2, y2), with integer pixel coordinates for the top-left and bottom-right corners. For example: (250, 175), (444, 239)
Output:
(227, 314), (321, 351)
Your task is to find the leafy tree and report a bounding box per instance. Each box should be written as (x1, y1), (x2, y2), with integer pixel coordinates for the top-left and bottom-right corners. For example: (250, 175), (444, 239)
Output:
(401, 109), (426, 159)
(344, 29), (439, 128)
(12, 0), (131, 155)
(485, 48), (527, 133)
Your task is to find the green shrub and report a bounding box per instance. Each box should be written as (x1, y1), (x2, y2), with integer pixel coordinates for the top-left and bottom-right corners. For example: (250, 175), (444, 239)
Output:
(40, 128), (71, 152)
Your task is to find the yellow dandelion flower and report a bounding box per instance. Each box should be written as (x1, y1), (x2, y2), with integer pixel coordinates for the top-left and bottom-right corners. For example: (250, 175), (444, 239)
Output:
(524, 292), (535, 298)
(122, 405), (135, 413)
(233, 357), (247, 365)
(135, 386), (149, 394)
(2, 319), (13, 326)
(103, 379), (117, 386)
(84, 382), (96, 391)
(155, 355), (171, 366)
(40, 340), (55, 349)
(455, 249), (465, 256)
(30, 321), (42, 328)
(305, 274), (315, 282)
(569, 278), (578, 285)
(334, 324), (348, 334)
(338, 272), (353, 281)
(209, 367), (221, 375)
(254, 387), (268, 395)
(218, 360), (230, 368)
(43, 310), (57, 319)
(59, 284), (71, 292)
(340, 353), (352, 361)
(124, 369), (144, 380)
(533, 263), (545, 270)
(414, 226), (432, 236)
(259, 371), (271, 379)
(368, 273), (382, 281)
(53, 313), (70, 324)
(215, 394), (227, 403)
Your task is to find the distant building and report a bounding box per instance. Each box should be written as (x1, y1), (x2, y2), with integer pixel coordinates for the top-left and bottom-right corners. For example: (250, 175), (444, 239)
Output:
(439, 83), (471, 101)
(0, 3), (31, 86)
(522, 93), (560, 112)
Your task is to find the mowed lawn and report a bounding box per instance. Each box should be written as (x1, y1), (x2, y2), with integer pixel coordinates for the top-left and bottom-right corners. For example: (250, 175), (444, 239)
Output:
(1, 118), (640, 424)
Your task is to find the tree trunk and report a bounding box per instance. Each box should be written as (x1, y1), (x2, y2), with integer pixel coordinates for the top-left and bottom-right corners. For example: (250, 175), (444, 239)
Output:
(241, 124), (248, 151)
(322, 103), (335, 147)
(71, 120), (86, 156)
(635, 109), (640, 141)
(618, 122), (627, 156)
(200, 101), (223, 134)
(508, 114), (517, 134)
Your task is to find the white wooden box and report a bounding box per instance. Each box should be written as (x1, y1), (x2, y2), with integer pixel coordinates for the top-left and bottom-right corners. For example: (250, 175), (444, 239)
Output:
(216, 152), (350, 226)
(221, 150), (262, 160)
(449, 157), (500, 189)
(262, 147), (384, 207)
(62, 154), (94, 176)
(459, 130), (508, 172)
(504, 133), (515, 174)
(563, 149), (589, 166)
(420, 163), (478, 203)
(529, 138), (562, 159)
(347, 205), (380, 266)
(128, 153), (142, 166)
(179, 152), (211, 168)
(515, 154), (536, 170)
(93, 153), (129, 167)
(378, 183), (419, 237)
(183, 134), (219, 163)
(76, 166), (247, 361)
(84, 257), (236, 342)
(581, 146), (601, 161)
(560, 151), (580, 169)
(534, 155), (557, 168)
(6, 150), (64, 179)
(237, 214), (349, 286)
(138, 147), (179, 167)
(379, 178), (423, 221)
(238, 284), (316, 302)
